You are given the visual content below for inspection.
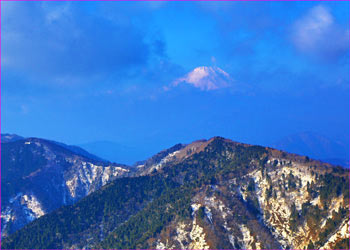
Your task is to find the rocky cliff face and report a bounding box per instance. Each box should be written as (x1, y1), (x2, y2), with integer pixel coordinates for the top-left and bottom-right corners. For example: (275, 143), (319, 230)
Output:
(248, 157), (348, 249)
(1, 137), (131, 237)
(154, 168), (348, 249)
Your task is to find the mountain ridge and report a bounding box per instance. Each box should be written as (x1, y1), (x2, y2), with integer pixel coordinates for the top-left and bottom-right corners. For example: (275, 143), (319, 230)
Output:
(2, 136), (349, 249)
(272, 131), (349, 168)
(1, 136), (131, 238)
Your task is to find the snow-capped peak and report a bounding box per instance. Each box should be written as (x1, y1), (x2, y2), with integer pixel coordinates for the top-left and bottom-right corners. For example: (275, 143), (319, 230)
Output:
(173, 66), (232, 91)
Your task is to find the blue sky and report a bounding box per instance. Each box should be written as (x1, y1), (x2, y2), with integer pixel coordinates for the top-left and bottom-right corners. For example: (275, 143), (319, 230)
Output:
(1, 1), (349, 162)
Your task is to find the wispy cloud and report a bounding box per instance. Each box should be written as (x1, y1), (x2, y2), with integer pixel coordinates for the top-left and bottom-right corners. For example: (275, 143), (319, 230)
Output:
(43, 2), (72, 24)
(171, 66), (233, 91)
(291, 5), (348, 61)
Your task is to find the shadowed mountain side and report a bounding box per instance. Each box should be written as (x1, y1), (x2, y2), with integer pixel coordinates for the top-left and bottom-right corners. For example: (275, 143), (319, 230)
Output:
(1, 137), (131, 237)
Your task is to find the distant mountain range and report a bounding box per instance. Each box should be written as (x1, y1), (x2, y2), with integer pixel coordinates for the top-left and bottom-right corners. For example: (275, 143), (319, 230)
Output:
(273, 131), (349, 167)
(1, 134), (25, 143)
(80, 132), (349, 168)
(1, 135), (349, 249)
(78, 141), (150, 165)
(5, 131), (346, 167)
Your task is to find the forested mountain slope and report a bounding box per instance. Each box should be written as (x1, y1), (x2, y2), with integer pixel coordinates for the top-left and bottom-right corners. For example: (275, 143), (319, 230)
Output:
(1, 137), (131, 238)
(2, 137), (349, 249)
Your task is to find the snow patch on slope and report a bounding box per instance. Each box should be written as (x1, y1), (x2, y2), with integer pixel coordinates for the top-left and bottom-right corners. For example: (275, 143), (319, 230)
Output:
(239, 224), (255, 249)
(189, 219), (210, 249)
(321, 218), (349, 249)
(146, 150), (181, 174)
(65, 162), (129, 199)
(21, 194), (45, 220)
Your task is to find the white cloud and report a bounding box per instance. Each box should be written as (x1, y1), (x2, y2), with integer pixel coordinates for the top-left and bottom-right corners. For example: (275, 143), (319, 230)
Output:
(293, 6), (332, 49)
(292, 5), (348, 60)
(172, 66), (232, 91)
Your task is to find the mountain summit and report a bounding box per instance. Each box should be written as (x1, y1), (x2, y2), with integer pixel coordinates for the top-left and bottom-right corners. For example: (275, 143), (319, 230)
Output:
(173, 66), (233, 91)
